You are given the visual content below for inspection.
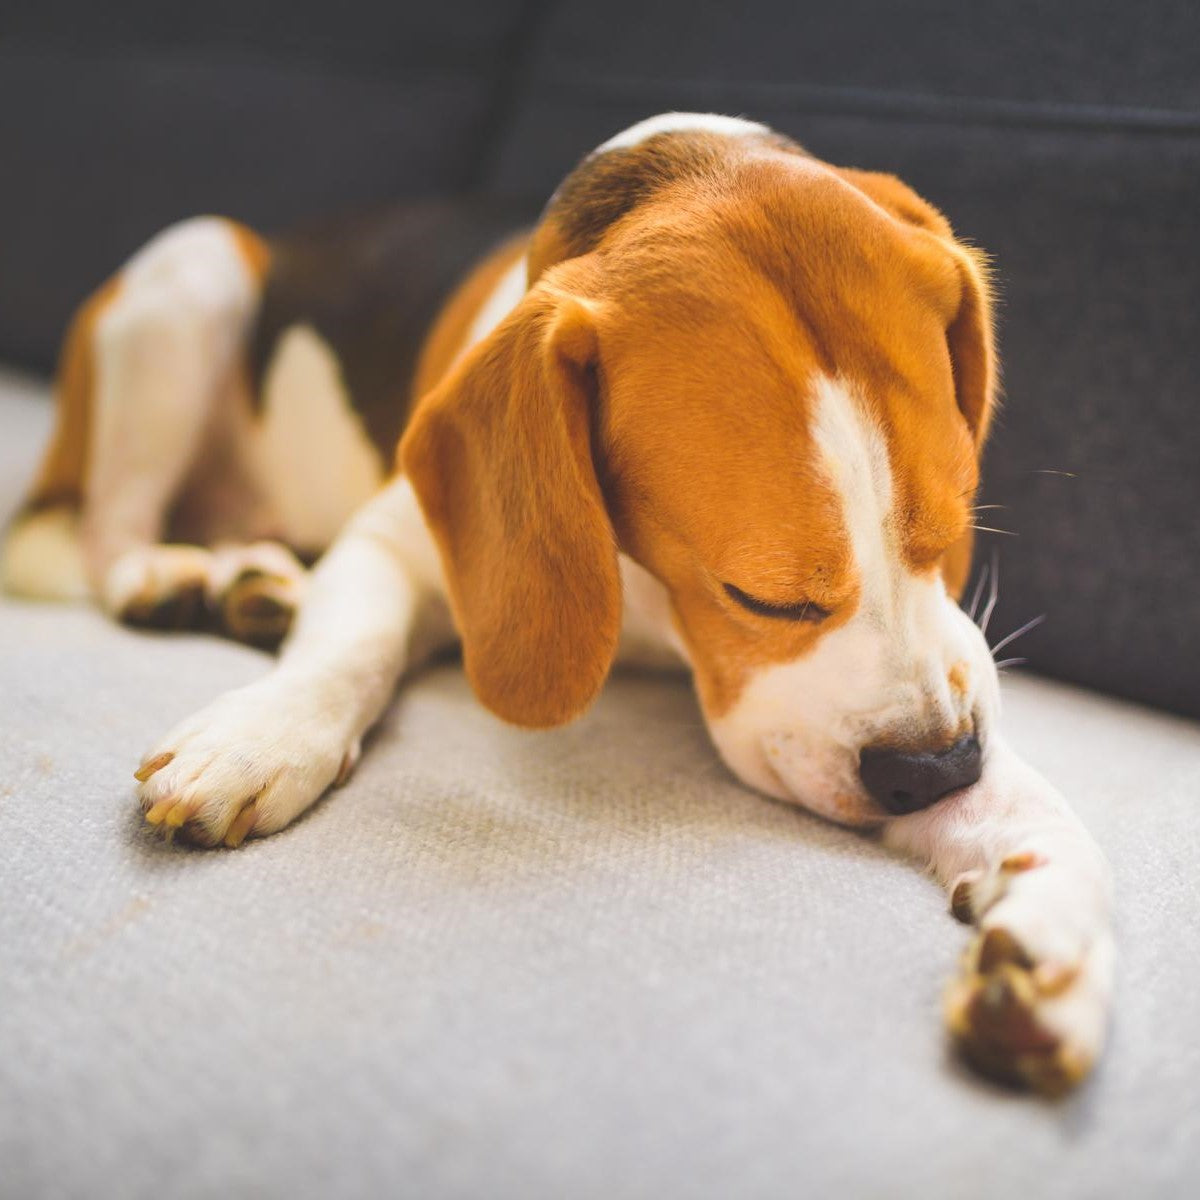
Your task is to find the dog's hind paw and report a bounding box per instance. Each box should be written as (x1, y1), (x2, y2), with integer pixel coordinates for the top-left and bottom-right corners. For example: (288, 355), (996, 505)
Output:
(105, 545), (212, 631)
(208, 541), (308, 650)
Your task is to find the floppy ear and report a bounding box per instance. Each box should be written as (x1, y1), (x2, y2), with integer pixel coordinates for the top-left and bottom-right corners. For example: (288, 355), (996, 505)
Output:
(944, 245), (997, 447)
(939, 247), (997, 600)
(400, 279), (621, 728)
(837, 167), (998, 446)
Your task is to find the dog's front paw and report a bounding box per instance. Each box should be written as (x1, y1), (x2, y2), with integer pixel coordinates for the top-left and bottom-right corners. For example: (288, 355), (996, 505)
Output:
(946, 854), (1114, 1096)
(134, 677), (359, 848)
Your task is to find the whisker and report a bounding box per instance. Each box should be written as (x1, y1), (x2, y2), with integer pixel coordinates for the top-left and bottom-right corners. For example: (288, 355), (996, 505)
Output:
(980, 549), (1000, 638)
(969, 525), (1017, 537)
(995, 657), (1027, 670)
(970, 504), (1008, 513)
(1033, 469), (1077, 478)
(990, 613), (1046, 658)
(966, 562), (989, 623)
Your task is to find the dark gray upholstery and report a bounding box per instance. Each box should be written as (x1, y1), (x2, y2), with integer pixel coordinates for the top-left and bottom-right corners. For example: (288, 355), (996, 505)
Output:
(0, 1), (536, 367)
(1, 0), (1197, 714)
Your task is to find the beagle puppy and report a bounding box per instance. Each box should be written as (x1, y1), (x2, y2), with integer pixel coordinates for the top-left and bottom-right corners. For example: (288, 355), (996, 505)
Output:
(2, 113), (1113, 1096)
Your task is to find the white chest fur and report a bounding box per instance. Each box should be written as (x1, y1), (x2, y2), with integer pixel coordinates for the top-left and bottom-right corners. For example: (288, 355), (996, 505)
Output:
(253, 325), (385, 551)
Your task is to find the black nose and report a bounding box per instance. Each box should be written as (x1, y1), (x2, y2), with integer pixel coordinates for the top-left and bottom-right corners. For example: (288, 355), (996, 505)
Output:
(859, 734), (982, 815)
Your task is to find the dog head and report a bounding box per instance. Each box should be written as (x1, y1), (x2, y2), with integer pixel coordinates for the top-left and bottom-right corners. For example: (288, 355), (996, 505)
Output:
(402, 114), (1000, 826)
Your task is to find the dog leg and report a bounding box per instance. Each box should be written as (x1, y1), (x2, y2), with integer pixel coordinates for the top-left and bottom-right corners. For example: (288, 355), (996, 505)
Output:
(133, 477), (452, 846)
(884, 737), (1114, 1095)
(82, 219), (260, 629)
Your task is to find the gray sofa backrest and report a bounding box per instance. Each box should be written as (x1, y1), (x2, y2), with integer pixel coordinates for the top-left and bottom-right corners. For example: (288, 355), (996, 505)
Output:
(2, 0), (1197, 717)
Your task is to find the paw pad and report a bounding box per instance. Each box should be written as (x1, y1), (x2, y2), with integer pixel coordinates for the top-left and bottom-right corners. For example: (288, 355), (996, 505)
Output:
(947, 930), (1090, 1096)
(217, 568), (299, 649)
(950, 873), (979, 923)
(977, 926), (1034, 972)
(121, 578), (207, 631)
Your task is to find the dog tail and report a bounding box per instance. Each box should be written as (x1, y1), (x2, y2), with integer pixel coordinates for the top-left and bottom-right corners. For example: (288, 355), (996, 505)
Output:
(1, 279), (118, 601)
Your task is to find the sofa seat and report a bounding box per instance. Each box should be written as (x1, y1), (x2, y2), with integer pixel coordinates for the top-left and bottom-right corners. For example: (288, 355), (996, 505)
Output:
(2, 369), (1198, 1198)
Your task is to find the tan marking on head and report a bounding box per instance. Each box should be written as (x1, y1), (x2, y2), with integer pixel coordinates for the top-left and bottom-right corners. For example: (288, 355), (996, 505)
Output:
(403, 120), (998, 727)
(597, 262), (860, 718)
(825, 167), (997, 586)
(721, 162), (991, 573)
(580, 146), (992, 716)
(529, 127), (806, 283)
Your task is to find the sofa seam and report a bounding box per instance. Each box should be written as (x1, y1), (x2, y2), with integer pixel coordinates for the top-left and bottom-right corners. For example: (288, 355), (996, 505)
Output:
(533, 73), (1200, 137)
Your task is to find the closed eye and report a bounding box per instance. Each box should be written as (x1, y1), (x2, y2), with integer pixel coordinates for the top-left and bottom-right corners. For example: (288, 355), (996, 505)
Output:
(723, 582), (830, 623)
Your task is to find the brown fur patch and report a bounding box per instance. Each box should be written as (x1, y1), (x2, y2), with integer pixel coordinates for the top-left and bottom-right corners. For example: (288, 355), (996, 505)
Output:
(942, 528), (975, 600)
(23, 276), (122, 515)
(528, 129), (806, 283)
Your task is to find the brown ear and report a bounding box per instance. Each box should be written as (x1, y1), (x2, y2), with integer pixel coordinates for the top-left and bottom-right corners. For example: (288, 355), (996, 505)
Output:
(940, 253), (997, 599)
(944, 244), (997, 446)
(836, 167), (997, 600)
(837, 167), (998, 446)
(834, 167), (955, 238)
(400, 278), (621, 728)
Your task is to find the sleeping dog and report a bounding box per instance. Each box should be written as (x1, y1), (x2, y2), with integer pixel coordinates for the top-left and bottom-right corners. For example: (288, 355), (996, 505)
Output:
(1, 114), (1113, 1095)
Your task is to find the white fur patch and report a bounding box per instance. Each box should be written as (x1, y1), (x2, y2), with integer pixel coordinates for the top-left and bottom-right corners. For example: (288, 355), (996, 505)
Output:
(596, 112), (768, 154)
(254, 325), (385, 551)
(616, 554), (688, 669)
(809, 375), (894, 616)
